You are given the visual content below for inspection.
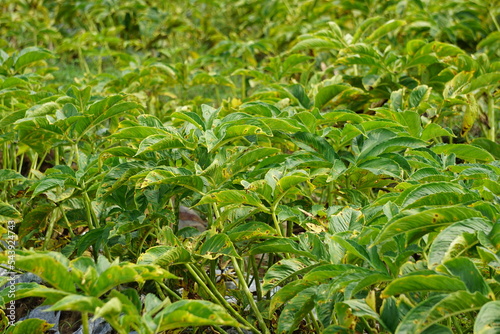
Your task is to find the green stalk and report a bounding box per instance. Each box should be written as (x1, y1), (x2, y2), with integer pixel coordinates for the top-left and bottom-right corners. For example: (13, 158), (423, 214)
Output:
(27, 153), (38, 179)
(249, 256), (263, 301)
(215, 86), (221, 107)
(3, 143), (8, 169)
(206, 203), (214, 229)
(453, 316), (463, 334)
(82, 189), (96, 230)
(154, 281), (167, 300)
(78, 46), (91, 74)
(137, 230), (151, 258)
(15, 151), (23, 175)
(271, 210), (283, 237)
(36, 151), (48, 170)
(54, 147), (60, 166)
(157, 281), (181, 301)
(490, 10), (500, 32)
(82, 312), (90, 334)
(212, 202), (221, 229)
(309, 312), (321, 332)
(308, 0), (319, 19)
(59, 206), (75, 238)
(241, 75), (246, 100)
(488, 93), (496, 142)
(43, 211), (58, 250)
(209, 260), (216, 284)
(360, 317), (374, 334)
(186, 264), (261, 334)
(231, 257), (269, 334)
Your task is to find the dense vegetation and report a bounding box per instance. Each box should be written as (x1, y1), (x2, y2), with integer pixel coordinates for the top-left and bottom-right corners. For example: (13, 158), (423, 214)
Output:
(1, 0), (499, 333)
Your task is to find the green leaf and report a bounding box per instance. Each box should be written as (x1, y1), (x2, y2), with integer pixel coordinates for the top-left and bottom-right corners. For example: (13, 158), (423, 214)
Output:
(136, 134), (193, 155)
(269, 280), (316, 315)
(421, 123), (455, 141)
(352, 16), (384, 43)
(209, 123), (273, 152)
(382, 275), (467, 297)
(474, 301), (500, 334)
(199, 233), (240, 259)
(198, 190), (267, 211)
(395, 291), (489, 333)
(5, 318), (53, 334)
(290, 38), (342, 53)
(471, 138), (500, 160)
(227, 222), (278, 241)
(90, 263), (176, 297)
(365, 20), (406, 43)
(172, 111), (205, 130)
(139, 170), (203, 193)
(432, 144), (495, 162)
(428, 218), (492, 267)
(373, 206), (482, 245)
(229, 147), (280, 175)
(46, 294), (103, 313)
(441, 257), (493, 297)
(444, 71), (474, 98)
(14, 47), (54, 71)
(263, 258), (317, 295)
(358, 157), (403, 178)
(463, 73), (500, 94)
(0, 169), (25, 182)
(357, 136), (427, 162)
(239, 102), (279, 117)
(400, 182), (470, 209)
(0, 202), (21, 220)
(339, 299), (385, 327)
(249, 239), (316, 259)
(0, 283), (69, 306)
(138, 246), (192, 266)
(291, 132), (339, 163)
(111, 126), (169, 139)
(155, 300), (240, 331)
(12, 253), (75, 293)
(314, 85), (349, 109)
(408, 85), (429, 109)
(93, 297), (122, 319)
(277, 286), (317, 334)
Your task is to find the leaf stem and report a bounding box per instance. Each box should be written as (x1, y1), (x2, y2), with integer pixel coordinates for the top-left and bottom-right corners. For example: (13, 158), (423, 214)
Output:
(490, 10), (500, 32)
(231, 257), (269, 334)
(82, 312), (90, 334)
(43, 210), (57, 250)
(185, 263), (260, 333)
(249, 255), (263, 301)
(487, 92), (496, 142)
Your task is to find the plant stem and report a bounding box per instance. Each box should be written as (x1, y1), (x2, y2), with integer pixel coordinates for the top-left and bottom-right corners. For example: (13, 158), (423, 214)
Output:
(82, 188), (96, 230)
(241, 75), (246, 100)
(271, 210), (283, 237)
(43, 211), (58, 250)
(186, 263), (261, 333)
(137, 229), (151, 258)
(231, 256), (269, 334)
(158, 281), (181, 301)
(59, 206), (75, 238)
(28, 152), (38, 179)
(453, 316), (463, 334)
(249, 255), (263, 301)
(488, 93), (496, 142)
(309, 312), (321, 333)
(490, 10), (500, 31)
(82, 312), (90, 334)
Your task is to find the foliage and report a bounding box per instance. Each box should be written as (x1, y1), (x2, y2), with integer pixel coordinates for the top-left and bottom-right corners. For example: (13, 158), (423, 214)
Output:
(0, 0), (499, 333)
